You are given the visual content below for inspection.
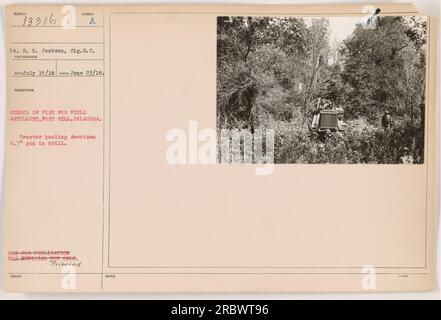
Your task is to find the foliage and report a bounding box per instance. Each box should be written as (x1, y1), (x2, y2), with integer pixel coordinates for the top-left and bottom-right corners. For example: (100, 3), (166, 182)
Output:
(274, 119), (422, 164)
(217, 16), (426, 164)
(340, 16), (426, 123)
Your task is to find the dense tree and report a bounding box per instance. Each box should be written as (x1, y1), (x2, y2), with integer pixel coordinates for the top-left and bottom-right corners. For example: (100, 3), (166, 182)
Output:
(341, 16), (426, 122)
(217, 16), (426, 164)
(217, 17), (308, 129)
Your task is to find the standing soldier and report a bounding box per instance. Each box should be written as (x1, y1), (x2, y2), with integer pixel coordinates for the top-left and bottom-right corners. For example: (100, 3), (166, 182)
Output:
(382, 111), (392, 130)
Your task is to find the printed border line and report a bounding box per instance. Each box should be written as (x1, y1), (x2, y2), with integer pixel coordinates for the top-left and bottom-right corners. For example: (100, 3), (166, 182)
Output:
(108, 12), (419, 15)
(105, 11), (429, 272)
(8, 272), (429, 275)
(101, 9), (106, 290)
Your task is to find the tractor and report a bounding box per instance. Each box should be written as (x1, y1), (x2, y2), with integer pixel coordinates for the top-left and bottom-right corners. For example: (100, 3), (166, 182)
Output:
(309, 98), (346, 133)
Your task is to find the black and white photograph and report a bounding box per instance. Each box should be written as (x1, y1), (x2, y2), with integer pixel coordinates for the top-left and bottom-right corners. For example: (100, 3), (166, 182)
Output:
(217, 15), (427, 164)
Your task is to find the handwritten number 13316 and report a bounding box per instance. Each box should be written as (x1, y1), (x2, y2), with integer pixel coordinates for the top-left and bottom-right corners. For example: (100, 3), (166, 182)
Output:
(22, 13), (56, 27)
